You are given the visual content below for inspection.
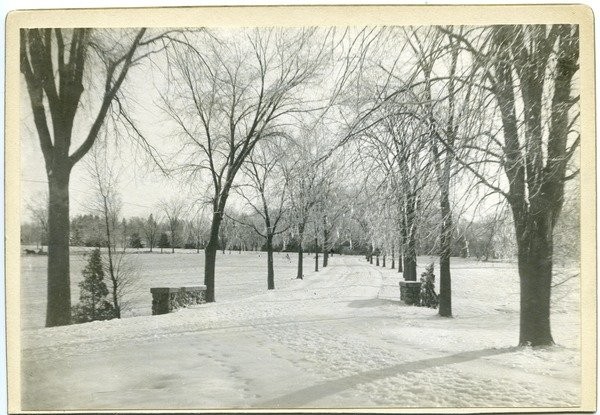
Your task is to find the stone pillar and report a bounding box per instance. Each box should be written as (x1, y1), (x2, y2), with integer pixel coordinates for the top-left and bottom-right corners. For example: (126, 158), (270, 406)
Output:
(151, 285), (207, 315)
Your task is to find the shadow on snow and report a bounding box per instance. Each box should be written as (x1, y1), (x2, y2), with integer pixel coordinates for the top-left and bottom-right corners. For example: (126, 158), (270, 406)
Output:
(259, 346), (519, 408)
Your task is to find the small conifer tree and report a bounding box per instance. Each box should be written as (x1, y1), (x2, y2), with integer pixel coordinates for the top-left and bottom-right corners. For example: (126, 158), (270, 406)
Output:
(419, 263), (439, 309)
(71, 249), (117, 323)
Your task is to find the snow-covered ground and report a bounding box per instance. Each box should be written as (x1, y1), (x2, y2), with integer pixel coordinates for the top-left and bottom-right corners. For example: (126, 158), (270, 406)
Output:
(20, 253), (580, 410)
(20, 248), (305, 330)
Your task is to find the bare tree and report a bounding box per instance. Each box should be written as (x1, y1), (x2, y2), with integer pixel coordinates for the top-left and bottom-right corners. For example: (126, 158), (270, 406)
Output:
(20, 28), (167, 326)
(492, 25), (579, 346)
(162, 28), (331, 301)
(240, 141), (288, 290)
(284, 142), (323, 279)
(85, 140), (126, 319)
(221, 212), (259, 253)
(159, 198), (186, 253)
(407, 27), (471, 316)
(237, 141), (290, 290)
(367, 105), (433, 281)
(447, 25), (580, 345)
(186, 208), (209, 253)
(314, 164), (349, 269)
(144, 213), (159, 252)
(327, 27), (435, 281)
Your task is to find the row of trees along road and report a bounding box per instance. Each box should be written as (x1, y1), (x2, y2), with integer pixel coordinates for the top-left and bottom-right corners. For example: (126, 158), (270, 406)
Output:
(21, 26), (580, 348)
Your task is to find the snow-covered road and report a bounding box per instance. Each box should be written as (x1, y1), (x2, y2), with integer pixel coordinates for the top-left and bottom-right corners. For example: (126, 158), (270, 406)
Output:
(21, 255), (580, 410)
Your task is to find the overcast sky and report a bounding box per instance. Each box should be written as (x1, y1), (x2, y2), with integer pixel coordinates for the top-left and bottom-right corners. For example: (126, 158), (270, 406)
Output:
(17, 22), (567, 227)
(20, 76), (184, 220)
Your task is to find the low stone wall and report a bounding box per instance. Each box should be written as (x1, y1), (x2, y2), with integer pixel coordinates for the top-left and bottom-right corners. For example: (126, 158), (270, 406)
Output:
(399, 281), (421, 306)
(151, 286), (207, 315)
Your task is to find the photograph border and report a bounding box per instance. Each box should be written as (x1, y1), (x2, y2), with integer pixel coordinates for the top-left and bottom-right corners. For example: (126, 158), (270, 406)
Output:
(5, 4), (596, 413)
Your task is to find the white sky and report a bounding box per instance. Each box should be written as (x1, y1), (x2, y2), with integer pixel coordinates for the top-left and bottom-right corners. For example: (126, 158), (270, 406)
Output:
(20, 51), (184, 220)
(10, 2), (590, 225)
(17, 18), (580, 225)
(18, 26), (461, 220)
(19, 27), (353, 221)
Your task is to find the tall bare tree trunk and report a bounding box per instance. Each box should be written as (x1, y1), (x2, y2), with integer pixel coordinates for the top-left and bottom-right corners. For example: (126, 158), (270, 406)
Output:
(297, 246), (304, 280)
(438, 190), (452, 317)
(397, 238), (403, 273)
(403, 193), (417, 281)
(46, 168), (71, 327)
(266, 233), (275, 290)
(314, 237), (319, 272)
(420, 34), (458, 318)
(516, 212), (554, 346)
(297, 225), (305, 279)
(204, 212), (222, 302)
(264, 208), (275, 290)
(403, 254), (416, 280)
(485, 24), (579, 345)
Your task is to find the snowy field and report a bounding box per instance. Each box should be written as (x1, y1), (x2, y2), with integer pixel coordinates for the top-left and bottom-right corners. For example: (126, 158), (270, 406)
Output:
(20, 248), (303, 330)
(20, 251), (580, 410)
